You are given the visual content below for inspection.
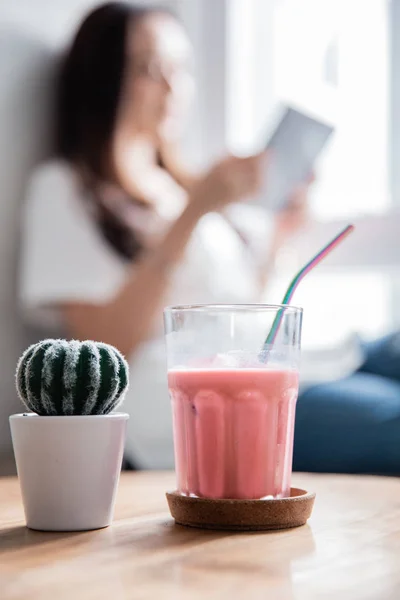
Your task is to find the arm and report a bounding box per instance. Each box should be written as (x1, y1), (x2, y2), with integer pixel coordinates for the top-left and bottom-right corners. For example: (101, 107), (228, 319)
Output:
(62, 201), (204, 357)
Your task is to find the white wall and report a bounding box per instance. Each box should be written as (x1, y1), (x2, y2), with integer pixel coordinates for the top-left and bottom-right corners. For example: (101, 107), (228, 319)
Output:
(0, 7), (57, 461)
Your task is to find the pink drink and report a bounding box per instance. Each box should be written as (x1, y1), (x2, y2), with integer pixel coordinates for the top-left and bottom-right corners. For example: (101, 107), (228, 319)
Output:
(168, 368), (299, 500)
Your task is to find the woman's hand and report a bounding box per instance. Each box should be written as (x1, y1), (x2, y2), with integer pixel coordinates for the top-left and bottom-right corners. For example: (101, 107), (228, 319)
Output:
(190, 152), (266, 215)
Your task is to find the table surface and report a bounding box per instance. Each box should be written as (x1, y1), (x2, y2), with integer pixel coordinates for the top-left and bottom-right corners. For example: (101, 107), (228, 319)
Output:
(1, 471), (400, 600)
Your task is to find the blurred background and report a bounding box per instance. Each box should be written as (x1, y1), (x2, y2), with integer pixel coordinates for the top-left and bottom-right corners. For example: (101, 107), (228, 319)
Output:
(0, 0), (399, 469)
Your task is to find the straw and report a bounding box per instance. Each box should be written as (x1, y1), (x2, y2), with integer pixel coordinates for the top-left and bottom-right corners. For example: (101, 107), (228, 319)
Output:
(261, 224), (355, 353)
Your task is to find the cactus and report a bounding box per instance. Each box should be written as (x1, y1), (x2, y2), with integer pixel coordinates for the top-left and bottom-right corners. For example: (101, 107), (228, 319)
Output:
(16, 339), (129, 416)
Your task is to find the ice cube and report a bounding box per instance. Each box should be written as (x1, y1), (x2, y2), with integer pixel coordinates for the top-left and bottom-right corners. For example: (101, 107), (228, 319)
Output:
(211, 353), (240, 368)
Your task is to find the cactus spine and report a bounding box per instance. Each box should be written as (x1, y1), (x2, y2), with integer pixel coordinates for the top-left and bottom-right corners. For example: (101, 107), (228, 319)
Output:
(16, 339), (129, 416)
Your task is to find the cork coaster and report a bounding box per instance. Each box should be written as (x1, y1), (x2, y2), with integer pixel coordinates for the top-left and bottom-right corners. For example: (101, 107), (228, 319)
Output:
(166, 488), (315, 531)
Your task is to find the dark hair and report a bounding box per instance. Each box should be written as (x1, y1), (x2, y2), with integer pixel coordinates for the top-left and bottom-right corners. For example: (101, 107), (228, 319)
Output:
(55, 2), (173, 260)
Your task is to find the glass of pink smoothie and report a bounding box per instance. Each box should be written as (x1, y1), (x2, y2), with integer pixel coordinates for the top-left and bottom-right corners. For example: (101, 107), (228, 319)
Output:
(164, 304), (302, 500)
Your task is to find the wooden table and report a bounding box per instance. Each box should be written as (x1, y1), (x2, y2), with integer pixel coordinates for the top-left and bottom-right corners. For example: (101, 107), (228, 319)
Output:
(1, 472), (400, 599)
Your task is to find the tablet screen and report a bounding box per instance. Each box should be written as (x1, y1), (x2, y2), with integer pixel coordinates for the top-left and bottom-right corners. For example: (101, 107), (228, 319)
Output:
(259, 106), (334, 211)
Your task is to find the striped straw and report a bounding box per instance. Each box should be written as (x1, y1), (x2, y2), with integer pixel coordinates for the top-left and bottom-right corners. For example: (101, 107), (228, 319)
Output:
(262, 224), (355, 352)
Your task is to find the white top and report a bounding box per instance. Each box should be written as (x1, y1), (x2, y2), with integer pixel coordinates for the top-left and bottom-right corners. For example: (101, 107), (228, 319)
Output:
(19, 159), (275, 468)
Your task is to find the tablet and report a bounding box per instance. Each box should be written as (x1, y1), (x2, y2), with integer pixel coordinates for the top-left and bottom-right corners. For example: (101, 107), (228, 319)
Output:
(260, 105), (335, 211)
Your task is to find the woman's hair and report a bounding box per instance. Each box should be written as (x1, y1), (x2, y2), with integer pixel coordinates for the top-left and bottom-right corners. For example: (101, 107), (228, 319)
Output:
(55, 2), (173, 260)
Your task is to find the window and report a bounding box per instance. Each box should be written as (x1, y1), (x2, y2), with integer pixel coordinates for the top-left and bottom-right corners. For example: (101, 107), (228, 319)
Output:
(228, 0), (389, 219)
(274, 0), (389, 220)
(225, 0), (395, 347)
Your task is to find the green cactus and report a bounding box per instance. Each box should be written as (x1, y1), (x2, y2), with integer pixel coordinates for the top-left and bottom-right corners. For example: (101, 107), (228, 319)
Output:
(16, 339), (129, 416)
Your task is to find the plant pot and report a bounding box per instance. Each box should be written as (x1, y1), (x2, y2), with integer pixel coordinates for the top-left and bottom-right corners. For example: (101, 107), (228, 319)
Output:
(9, 412), (129, 531)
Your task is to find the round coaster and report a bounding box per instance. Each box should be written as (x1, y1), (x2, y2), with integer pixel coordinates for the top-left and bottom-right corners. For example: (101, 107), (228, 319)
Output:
(166, 488), (315, 531)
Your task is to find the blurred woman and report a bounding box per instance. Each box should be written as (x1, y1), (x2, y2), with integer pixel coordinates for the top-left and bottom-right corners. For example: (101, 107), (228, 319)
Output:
(19, 2), (309, 468)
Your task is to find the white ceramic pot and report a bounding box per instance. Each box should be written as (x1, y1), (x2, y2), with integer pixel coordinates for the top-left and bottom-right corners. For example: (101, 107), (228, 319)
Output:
(9, 412), (129, 531)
